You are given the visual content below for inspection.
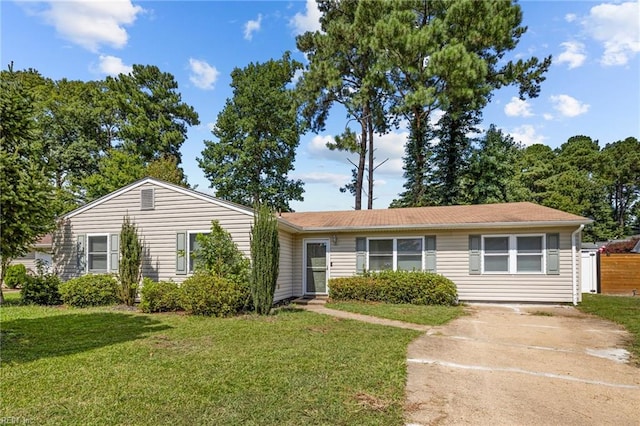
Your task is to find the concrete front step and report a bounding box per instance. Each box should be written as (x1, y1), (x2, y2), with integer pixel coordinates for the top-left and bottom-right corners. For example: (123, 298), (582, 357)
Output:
(292, 296), (328, 306)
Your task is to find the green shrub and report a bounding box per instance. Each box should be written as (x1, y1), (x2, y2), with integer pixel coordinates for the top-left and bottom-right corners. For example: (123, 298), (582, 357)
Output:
(329, 271), (458, 306)
(250, 204), (279, 315)
(4, 264), (28, 289)
(139, 278), (181, 313)
(180, 272), (250, 317)
(59, 274), (119, 307)
(20, 273), (62, 305)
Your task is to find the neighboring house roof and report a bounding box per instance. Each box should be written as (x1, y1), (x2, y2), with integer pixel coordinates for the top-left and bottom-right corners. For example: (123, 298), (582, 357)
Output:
(279, 202), (592, 231)
(34, 234), (53, 248)
(64, 177), (255, 219)
(630, 239), (640, 254)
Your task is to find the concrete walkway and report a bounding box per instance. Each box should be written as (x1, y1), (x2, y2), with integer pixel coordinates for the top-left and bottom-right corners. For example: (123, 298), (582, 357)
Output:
(295, 304), (432, 332)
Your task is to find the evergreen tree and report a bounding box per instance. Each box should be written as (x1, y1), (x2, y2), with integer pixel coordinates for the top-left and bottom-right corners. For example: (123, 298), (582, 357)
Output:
(118, 216), (143, 306)
(250, 205), (280, 315)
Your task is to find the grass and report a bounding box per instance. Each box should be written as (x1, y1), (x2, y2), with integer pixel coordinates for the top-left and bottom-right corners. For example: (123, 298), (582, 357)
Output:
(578, 294), (640, 363)
(325, 300), (464, 326)
(0, 294), (420, 425)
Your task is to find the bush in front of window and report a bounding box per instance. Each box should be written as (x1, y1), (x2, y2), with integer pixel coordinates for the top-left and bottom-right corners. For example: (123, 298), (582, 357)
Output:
(180, 272), (251, 317)
(139, 278), (182, 313)
(4, 264), (28, 289)
(59, 274), (119, 307)
(329, 271), (458, 306)
(20, 272), (62, 305)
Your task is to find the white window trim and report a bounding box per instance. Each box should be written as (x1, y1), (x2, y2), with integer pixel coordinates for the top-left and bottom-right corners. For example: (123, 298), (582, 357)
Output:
(87, 233), (109, 273)
(481, 234), (546, 275)
(187, 230), (211, 274)
(366, 236), (425, 272)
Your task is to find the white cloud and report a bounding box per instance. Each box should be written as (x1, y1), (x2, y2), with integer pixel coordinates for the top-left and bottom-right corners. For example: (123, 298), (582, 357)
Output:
(543, 113), (554, 121)
(294, 172), (351, 187)
(583, 1), (640, 66)
(40, 0), (143, 52)
(290, 0), (321, 35)
(557, 41), (587, 69)
(565, 13), (577, 23)
(504, 97), (533, 117)
(188, 58), (220, 90)
(97, 55), (132, 75)
(508, 125), (546, 147)
(244, 14), (262, 41)
(550, 94), (590, 117)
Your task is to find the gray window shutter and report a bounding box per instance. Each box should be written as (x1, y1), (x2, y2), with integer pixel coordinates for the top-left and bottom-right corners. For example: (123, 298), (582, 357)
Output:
(469, 235), (481, 275)
(546, 233), (560, 275)
(76, 234), (86, 273)
(110, 234), (119, 272)
(425, 235), (437, 272)
(355, 237), (366, 274)
(176, 232), (187, 275)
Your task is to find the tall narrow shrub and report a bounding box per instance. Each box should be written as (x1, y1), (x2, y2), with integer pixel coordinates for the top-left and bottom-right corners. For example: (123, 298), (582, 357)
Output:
(250, 204), (280, 315)
(118, 215), (142, 306)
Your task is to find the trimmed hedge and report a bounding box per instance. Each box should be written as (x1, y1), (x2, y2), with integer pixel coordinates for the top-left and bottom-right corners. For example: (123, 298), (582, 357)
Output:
(59, 274), (119, 307)
(180, 272), (251, 317)
(139, 278), (181, 313)
(329, 271), (458, 306)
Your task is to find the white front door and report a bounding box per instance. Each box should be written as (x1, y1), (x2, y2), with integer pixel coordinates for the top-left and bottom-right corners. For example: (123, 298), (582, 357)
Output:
(304, 239), (329, 295)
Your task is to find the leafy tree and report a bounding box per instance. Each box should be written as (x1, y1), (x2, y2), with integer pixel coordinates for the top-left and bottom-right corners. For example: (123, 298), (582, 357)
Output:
(250, 204), (280, 315)
(103, 64), (200, 163)
(464, 125), (522, 204)
(297, 0), (390, 209)
(146, 155), (189, 187)
(118, 216), (143, 306)
(375, 0), (551, 206)
(82, 149), (146, 201)
(599, 137), (640, 235)
(193, 221), (250, 284)
(0, 66), (57, 303)
(510, 144), (556, 203)
(198, 53), (305, 211)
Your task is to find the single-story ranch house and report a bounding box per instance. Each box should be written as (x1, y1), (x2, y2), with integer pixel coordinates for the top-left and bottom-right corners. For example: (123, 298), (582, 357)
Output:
(54, 177), (592, 304)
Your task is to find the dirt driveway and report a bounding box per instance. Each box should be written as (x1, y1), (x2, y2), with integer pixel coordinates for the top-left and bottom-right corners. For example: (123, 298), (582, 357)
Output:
(405, 304), (640, 425)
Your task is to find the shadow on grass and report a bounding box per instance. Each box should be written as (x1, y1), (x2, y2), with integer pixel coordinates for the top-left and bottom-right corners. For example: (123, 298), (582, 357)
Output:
(0, 312), (171, 364)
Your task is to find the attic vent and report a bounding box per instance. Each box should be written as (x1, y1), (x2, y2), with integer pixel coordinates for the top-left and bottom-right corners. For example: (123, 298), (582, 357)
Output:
(140, 188), (155, 210)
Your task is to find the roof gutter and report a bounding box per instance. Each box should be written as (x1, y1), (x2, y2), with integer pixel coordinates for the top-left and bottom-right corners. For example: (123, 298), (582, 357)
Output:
(287, 220), (592, 233)
(571, 224), (585, 306)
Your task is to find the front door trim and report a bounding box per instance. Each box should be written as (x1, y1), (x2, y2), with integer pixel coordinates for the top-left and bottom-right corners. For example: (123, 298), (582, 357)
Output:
(303, 238), (330, 295)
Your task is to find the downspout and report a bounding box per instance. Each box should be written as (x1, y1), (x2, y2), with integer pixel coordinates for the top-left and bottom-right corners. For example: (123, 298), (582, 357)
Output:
(571, 224), (585, 306)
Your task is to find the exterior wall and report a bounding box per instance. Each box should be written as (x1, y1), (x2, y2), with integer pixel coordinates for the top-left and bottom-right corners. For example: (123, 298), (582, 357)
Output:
(10, 250), (53, 274)
(292, 227), (580, 303)
(274, 229), (295, 302)
(55, 182), (254, 284)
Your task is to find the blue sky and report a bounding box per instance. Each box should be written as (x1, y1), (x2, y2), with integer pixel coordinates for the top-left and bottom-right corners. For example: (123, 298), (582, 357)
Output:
(2, 0), (639, 212)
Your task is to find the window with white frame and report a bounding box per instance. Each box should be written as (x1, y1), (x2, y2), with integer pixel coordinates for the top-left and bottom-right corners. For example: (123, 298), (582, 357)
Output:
(482, 235), (544, 274)
(88, 235), (108, 272)
(188, 231), (210, 273)
(368, 237), (423, 271)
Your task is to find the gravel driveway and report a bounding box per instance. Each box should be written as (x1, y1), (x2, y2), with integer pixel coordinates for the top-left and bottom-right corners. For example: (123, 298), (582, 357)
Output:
(405, 304), (640, 425)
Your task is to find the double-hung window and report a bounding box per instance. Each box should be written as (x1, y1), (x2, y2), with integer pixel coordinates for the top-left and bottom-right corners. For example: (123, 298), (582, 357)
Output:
(188, 231), (210, 273)
(88, 235), (108, 272)
(481, 235), (544, 274)
(368, 237), (424, 271)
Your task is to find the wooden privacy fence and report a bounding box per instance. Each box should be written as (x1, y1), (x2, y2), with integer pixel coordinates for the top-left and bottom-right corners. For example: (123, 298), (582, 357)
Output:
(599, 253), (640, 295)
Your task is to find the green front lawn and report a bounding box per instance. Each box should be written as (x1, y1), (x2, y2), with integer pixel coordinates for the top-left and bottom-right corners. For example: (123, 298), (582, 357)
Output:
(325, 301), (464, 326)
(0, 298), (419, 425)
(578, 294), (640, 363)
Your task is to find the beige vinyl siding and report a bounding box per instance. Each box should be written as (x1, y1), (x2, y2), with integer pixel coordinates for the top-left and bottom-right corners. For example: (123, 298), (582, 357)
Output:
(304, 227), (578, 303)
(274, 229), (295, 302)
(56, 182), (254, 282)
